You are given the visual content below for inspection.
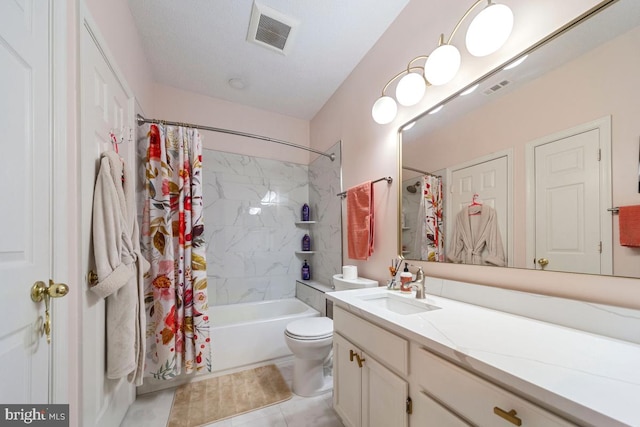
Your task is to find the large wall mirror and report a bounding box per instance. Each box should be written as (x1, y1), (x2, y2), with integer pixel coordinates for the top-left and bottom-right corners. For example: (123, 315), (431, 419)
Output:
(400, 0), (640, 278)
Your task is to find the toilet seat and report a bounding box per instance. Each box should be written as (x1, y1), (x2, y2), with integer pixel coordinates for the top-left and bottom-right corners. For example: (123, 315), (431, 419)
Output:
(285, 317), (333, 341)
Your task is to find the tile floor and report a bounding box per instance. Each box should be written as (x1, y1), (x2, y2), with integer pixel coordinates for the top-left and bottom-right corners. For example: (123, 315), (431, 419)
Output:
(120, 360), (345, 427)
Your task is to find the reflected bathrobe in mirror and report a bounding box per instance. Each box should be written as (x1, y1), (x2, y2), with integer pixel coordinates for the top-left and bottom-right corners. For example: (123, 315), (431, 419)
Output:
(448, 205), (506, 266)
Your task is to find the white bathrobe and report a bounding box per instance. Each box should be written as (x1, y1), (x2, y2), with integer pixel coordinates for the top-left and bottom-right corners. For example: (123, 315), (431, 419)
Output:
(90, 151), (150, 385)
(448, 205), (506, 266)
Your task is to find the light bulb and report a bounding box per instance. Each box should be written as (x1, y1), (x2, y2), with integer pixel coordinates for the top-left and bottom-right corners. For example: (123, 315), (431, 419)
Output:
(372, 96), (398, 124)
(425, 44), (461, 86)
(395, 73), (426, 106)
(466, 3), (513, 57)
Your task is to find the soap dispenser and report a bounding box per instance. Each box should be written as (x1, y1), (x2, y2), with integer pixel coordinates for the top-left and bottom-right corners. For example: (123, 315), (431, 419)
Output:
(301, 203), (310, 221)
(302, 234), (311, 252)
(400, 263), (412, 293)
(301, 260), (311, 280)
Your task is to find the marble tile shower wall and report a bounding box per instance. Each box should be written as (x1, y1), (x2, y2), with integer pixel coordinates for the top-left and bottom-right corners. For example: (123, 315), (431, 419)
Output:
(202, 149), (310, 306)
(309, 141), (342, 286)
(401, 182), (421, 260)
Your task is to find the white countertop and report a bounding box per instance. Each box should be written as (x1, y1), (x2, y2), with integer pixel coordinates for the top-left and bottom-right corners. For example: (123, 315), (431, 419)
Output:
(326, 287), (640, 427)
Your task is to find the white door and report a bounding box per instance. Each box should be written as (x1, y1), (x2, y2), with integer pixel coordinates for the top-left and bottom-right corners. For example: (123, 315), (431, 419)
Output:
(533, 129), (602, 273)
(0, 0), (56, 404)
(80, 20), (135, 427)
(448, 154), (510, 265)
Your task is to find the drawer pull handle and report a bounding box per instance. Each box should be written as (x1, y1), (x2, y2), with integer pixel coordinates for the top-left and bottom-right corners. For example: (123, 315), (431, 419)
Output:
(355, 354), (365, 368)
(493, 407), (522, 426)
(349, 349), (356, 362)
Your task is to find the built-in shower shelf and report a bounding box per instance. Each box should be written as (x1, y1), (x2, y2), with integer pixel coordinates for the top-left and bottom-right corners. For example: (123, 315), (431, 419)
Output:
(295, 221), (317, 225)
(296, 251), (316, 255)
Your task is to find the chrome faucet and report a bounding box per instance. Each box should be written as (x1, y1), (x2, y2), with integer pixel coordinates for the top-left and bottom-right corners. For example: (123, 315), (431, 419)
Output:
(412, 267), (425, 299)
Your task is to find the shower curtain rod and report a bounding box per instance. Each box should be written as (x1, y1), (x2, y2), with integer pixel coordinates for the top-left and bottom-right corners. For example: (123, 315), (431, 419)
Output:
(136, 114), (336, 161)
(402, 165), (440, 178)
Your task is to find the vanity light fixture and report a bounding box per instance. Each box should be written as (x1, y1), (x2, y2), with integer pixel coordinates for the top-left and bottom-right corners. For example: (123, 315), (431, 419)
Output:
(371, 0), (514, 124)
(396, 72), (427, 106)
(465, 2), (514, 57)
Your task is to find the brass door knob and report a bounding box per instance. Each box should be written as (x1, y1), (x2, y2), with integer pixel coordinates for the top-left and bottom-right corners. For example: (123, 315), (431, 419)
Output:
(31, 280), (69, 344)
(31, 280), (69, 302)
(537, 258), (549, 269)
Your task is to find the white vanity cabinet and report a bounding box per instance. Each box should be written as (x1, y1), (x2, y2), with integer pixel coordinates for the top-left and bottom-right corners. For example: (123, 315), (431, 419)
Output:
(333, 306), (410, 427)
(410, 344), (577, 427)
(327, 287), (640, 426)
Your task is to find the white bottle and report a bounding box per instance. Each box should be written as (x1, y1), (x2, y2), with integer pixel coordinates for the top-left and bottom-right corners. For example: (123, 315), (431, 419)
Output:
(400, 263), (412, 293)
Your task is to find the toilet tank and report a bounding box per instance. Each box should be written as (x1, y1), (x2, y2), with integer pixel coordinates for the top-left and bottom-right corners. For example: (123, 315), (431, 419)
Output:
(332, 274), (378, 291)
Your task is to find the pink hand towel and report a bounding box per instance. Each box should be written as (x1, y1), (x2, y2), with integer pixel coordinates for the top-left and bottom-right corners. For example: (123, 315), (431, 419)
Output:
(347, 181), (374, 260)
(619, 205), (640, 247)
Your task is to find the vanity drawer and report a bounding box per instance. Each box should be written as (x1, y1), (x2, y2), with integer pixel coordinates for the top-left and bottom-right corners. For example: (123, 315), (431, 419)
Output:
(411, 346), (576, 427)
(333, 306), (408, 376)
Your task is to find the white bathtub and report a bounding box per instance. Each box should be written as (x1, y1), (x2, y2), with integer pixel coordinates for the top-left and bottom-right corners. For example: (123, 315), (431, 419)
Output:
(138, 297), (319, 395)
(210, 298), (319, 373)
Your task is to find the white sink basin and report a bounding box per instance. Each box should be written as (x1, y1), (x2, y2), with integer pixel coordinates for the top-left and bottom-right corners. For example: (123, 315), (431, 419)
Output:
(359, 293), (440, 315)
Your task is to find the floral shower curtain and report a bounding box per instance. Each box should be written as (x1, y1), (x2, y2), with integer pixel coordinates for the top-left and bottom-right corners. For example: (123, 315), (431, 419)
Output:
(141, 124), (211, 379)
(415, 175), (444, 262)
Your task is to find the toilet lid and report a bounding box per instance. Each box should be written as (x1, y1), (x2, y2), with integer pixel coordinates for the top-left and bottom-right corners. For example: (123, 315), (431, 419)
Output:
(285, 317), (333, 340)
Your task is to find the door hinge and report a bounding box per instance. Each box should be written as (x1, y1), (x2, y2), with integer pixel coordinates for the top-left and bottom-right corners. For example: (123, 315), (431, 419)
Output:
(599, 241), (602, 253)
(598, 149), (601, 161)
(406, 396), (413, 414)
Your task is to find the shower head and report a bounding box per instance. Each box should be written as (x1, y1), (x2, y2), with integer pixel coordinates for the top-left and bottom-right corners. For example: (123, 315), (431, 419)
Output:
(406, 182), (420, 193)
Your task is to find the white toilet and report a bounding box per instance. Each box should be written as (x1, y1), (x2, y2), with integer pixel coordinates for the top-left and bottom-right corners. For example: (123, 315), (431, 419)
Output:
(284, 316), (334, 396)
(284, 274), (378, 397)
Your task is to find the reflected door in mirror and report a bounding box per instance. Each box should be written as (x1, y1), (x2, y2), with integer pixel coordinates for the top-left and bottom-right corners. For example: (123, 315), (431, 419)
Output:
(532, 128), (604, 274)
(448, 154), (510, 266)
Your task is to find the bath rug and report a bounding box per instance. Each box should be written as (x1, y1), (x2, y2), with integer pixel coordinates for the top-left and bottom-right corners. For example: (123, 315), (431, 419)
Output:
(167, 364), (292, 427)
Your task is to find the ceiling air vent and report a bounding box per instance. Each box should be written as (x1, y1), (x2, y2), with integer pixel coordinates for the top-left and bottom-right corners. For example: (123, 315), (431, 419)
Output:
(247, 2), (298, 55)
(483, 79), (512, 95)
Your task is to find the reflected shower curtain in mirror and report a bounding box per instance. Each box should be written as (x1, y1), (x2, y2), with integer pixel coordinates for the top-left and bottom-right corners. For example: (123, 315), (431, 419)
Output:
(414, 175), (444, 262)
(141, 124), (211, 379)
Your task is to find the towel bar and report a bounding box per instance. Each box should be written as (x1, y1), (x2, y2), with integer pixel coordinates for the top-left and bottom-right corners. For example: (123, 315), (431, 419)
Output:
(336, 176), (393, 198)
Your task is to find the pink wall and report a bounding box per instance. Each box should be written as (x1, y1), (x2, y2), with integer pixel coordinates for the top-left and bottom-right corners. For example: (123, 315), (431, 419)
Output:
(310, 0), (640, 309)
(405, 25), (640, 277)
(151, 84), (311, 164)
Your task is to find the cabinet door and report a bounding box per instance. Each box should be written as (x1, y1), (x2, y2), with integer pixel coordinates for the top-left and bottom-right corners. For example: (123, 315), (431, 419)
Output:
(362, 351), (409, 427)
(412, 390), (471, 427)
(334, 333), (362, 427)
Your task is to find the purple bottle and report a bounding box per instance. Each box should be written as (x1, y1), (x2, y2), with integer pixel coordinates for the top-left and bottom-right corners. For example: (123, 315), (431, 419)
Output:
(302, 260), (311, 280)
(301, 203), (310, 221)
(302, 234), (311, 251)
